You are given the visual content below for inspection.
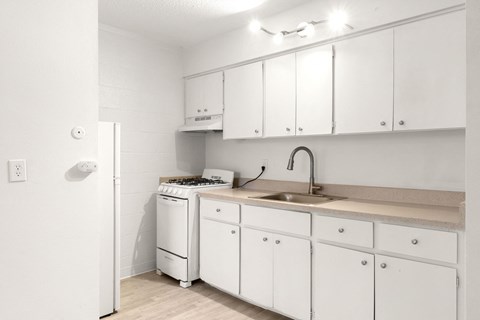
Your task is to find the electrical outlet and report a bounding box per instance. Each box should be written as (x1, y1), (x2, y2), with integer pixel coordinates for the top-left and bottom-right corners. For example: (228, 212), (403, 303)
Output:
(261, 159), (268, 173)
(8, 159), (27, 182)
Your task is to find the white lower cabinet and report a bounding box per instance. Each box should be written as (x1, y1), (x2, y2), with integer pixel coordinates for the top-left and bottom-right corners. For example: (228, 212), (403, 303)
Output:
(375, 255), (457, 320)
(199, 219), (240, 295)
(314, 243), (374, 320)
(241, 228), (274, 307)
(241, 227), (311, 320)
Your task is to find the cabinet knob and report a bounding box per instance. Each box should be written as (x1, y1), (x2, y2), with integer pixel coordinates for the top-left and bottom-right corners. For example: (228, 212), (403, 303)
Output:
(380, 263), (387, 269)
(361, 260), (368, 266)
(263, 237), (268, 242)
(411, 239), (418, 245)
(399, 120), (405, 125)
(197, 109), (201, 113)
(338, 227), (345, 233)
(380, 121), (386, 126)
(204, 108), (208, 112)
(231, 230), (236, 234)
(216, 208), (221, 212)
(286, 128), (291, 132)
(275, 240), (280, 244)
(254, 129), (259, 134)
(298, 127), (303, 132)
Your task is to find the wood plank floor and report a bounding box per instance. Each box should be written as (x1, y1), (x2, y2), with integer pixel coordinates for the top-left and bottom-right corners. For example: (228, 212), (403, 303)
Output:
(106, 271), (290, 320)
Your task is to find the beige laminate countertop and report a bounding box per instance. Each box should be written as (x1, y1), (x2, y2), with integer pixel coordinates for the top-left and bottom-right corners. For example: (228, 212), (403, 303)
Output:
(199, 188), (464, 231)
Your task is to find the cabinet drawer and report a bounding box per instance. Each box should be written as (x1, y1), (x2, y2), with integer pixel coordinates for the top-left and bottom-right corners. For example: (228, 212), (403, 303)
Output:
(242, 205), (310, 236)
(314, 215), (373, 248)
(200, 199), (240, 223)
(157, 248), (188, 281)
(376, 224), (457, 264)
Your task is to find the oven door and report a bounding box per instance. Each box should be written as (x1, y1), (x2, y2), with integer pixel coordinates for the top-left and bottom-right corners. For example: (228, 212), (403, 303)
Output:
(156, 195), (188, 258)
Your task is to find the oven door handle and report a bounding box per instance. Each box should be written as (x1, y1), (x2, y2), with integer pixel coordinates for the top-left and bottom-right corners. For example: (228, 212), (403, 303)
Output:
(157, 196), (187, 207)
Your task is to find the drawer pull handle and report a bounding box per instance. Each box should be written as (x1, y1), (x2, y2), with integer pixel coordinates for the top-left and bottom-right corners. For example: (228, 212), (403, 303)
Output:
(411, 239), (418, 245)
(361, 260), (368, 266)
(338, 227), (345, 233)
(216, 208), (221, 212)
(380, 263), (387, 269)
(263, 237), (268, 242)
(275, 240), (281, 244)
(231, 230), (236, 234)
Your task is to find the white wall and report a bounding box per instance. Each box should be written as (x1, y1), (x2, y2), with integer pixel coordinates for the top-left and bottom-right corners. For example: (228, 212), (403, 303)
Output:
(184, 0), (464, 75)
(206, 130), (465, 191)
(0, 1), (99, 319)
(99, 26), (205, 278)
(466, 0), (480, 318)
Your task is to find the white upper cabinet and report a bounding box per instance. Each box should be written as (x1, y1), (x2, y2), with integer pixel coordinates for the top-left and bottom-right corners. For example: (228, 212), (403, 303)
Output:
(335, 29), (394, 134)
(185, 72), (223, 118)
(296, 45), (333, 136)
(394, 11), (466, 131)
(224, 62), (264, 139)
(264, 54), (296, 137)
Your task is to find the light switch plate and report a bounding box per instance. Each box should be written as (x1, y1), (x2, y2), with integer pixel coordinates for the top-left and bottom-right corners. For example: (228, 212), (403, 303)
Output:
(8, 159), (27, 182)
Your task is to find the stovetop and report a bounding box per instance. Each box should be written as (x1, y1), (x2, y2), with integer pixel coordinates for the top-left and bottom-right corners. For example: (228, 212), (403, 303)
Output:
(158, 169), (234, 197)
(166, 177), (227, 186)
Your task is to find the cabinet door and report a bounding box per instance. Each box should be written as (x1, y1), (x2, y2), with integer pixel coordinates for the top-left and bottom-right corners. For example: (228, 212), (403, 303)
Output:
(264, 54), (296, 137)
(185, 72), (223, 118)
(315, 243), (374, 320)
(224, 62), (264, 139)
(241, 228), (273, 308)
(273, 234), (311, 320)
(185, 76), (203, 118)
(296, 45), (333, 136)
(200, 219), (239, 295)
(335, 29), (394, 134)
(202, 72), (224, 116)
(375, 255), (457, 320)
(394, 11), (465, 131)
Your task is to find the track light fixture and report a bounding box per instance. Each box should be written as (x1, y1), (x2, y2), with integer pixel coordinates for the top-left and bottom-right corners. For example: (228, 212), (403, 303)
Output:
(249, 10), (353, 44)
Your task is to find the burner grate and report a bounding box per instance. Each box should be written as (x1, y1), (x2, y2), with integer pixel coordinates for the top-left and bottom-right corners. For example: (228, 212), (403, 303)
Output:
(167, 177), (227, 186)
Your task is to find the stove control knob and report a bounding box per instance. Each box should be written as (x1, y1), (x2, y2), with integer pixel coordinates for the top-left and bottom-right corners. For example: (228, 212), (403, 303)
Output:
(177, 190), (183, 197)
(167, 187), (172, 193)
(172, 189), (178, 195)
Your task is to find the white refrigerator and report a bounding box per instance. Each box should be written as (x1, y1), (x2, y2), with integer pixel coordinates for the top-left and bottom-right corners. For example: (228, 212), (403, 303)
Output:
(98, 122), (120, 317)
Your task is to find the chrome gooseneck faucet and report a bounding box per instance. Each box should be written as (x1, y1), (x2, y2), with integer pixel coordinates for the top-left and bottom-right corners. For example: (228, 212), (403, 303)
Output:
(287, 146), (319, 194)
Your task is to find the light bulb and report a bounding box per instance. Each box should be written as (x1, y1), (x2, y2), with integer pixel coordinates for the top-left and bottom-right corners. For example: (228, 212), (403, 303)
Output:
(249, 20), (262, 32)
(328, 10), (349, 32)
(297, 22), (315, 38)
(273, 32), (284, 44)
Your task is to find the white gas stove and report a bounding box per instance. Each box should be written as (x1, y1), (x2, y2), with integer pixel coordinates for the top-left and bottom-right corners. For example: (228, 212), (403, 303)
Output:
(156, 169), (234, 288)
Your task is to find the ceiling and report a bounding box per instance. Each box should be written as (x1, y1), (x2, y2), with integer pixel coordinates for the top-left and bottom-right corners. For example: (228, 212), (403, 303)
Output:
(98, 0), (313, 47)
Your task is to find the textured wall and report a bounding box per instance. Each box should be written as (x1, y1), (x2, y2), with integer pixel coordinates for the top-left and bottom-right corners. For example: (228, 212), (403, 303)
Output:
(99, 26), (205, 278)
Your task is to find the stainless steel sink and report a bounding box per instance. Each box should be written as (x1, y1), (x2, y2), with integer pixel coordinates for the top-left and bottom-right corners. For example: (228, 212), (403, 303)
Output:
(252, 192), (346, 205)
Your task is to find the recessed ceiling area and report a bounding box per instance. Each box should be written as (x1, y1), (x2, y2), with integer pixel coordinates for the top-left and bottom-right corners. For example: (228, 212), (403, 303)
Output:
(98, 0), (313, 47)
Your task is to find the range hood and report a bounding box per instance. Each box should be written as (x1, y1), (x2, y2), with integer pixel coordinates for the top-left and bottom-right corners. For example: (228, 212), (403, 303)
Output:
(178, 114), (223, 132)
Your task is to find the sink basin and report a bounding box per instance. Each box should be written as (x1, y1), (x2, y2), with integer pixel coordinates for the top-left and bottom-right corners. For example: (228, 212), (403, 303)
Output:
(252, 192), (346, 205)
